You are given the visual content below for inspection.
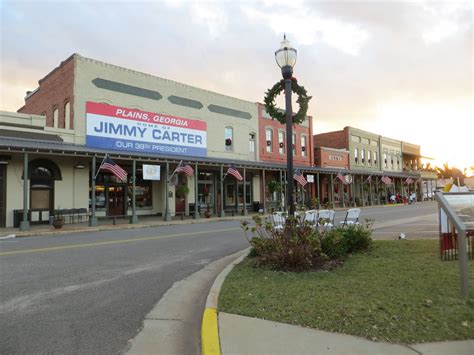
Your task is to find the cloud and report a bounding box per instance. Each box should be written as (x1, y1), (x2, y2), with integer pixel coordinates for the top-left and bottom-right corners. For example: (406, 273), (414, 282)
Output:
(241, 2), (369, 55)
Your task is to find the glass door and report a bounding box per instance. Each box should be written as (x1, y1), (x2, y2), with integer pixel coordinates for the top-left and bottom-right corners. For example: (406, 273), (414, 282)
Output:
(108, 186), (125, 216)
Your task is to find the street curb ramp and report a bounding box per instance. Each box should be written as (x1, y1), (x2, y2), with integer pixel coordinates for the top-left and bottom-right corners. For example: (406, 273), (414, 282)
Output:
(201, 248), (249, 355)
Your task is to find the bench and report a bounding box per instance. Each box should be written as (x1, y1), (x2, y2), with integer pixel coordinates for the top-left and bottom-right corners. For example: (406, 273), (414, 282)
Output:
(58, 208), (88, 224)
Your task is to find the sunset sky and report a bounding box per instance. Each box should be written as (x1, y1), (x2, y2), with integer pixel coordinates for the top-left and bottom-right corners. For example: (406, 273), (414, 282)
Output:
(1, 0), (472, 174)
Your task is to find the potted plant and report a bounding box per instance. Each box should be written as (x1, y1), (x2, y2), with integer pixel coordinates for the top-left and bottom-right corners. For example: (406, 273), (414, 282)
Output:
(204, 204), (212, 218)
(53, 209), (65, 229)
(175, 185), (189, 200)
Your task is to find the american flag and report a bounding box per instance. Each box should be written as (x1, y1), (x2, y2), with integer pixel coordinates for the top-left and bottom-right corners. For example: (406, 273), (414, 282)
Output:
(404, 177), (414, 185)
(364, 175), (372, 184)
(175, 161), (194, 177)
(227, 164), (243, 181)
(381, 175), (392, 185)
(293, 169), (307, 186)
(99, 155), (128, 182)
(337, 172), (349, 185)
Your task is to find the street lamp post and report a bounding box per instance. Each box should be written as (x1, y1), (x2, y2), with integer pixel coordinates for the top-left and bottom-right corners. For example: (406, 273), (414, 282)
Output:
(275, 35), (297, 216)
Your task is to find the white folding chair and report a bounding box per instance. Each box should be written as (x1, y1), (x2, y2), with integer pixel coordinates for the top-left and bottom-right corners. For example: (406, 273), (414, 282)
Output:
(271, 212), (286, 231)
(317, 209), (335, 229)
(340, 208), (361, 227)
(304, 210), (317, 228)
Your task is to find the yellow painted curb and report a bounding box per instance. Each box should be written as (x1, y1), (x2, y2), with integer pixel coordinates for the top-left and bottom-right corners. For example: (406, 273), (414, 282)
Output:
(202, 307), (221, 355)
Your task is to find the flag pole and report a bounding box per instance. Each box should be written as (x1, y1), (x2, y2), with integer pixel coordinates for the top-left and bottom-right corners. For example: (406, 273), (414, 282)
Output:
(168, 160), (183, 183)
(94, 154), (108, 181)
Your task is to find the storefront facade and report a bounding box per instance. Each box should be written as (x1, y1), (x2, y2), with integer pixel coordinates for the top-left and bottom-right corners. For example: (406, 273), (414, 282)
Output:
(0, 54), (437, 229)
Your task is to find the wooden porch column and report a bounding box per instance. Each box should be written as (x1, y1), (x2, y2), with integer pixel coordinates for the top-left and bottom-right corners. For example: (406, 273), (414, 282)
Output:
(194, 163), (199, 219)
(130, 159), (139, 224)
(89, 155), (98, 227)
(242, 168), (247, 215)
(220, 165), (225, 217)
(316, 173), (321, 209)
(262, 169), (266, 212)
(20, 152), (30, 231)
(164, 162), (171, 221)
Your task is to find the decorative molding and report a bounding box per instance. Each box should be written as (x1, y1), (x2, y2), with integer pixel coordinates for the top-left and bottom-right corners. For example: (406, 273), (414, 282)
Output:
(92, 78), (162, 101)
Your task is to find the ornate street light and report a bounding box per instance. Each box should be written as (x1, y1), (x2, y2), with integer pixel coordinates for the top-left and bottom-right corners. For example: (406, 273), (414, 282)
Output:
(275, 35), (297, 216)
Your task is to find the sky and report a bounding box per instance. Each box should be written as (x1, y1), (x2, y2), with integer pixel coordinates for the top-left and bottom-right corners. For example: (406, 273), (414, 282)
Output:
(1, 0), (473, 174)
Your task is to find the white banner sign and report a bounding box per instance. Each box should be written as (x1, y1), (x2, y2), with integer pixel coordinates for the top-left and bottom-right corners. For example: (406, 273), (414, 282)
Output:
(143, 164), (161, 180)
(306, 174), (314, 183)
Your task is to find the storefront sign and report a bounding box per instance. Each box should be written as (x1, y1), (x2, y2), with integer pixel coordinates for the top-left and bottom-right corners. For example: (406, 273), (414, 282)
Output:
(86, 102), (207, 157)
(306, 174), (314, 183)
(142, 164), (161, 180)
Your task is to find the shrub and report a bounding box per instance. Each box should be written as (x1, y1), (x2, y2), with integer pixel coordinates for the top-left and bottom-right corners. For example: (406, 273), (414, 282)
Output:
(320, 228), (348, 258)
(241, 215), (322, 271)
(240, 214), (373, 271)
(342, 225), (373, 253)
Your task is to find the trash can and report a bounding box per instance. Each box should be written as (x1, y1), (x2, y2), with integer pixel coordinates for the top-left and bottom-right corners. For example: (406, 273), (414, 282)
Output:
(252, 201), (260, 212)
(13, 209), (23, 228)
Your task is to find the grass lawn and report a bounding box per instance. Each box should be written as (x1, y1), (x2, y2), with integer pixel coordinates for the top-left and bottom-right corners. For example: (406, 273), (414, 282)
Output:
(219, 240), (474, 344)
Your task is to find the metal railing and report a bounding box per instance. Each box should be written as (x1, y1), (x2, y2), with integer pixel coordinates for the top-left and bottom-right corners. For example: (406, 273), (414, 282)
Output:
(435, 192), (473, 299)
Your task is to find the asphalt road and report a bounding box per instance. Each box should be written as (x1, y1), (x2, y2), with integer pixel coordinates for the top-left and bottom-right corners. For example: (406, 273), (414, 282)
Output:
(0, 201), (438, 354)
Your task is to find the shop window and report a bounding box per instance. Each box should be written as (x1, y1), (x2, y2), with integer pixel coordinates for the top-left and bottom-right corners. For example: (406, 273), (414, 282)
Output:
(53, 106), (59, 128)
(26, 159), (62, 212)
(301, 135), (307, 157)
(278, 130), (285, 155)
(30, 166), (53, 210)
(265, 128), (273, 153)
(92, 173), (152, 211)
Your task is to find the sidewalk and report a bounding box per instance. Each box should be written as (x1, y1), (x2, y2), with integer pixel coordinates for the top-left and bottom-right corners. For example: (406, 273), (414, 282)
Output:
(203, 251), (474, 355)
(0, 214), (252, 238)
(2, 202), (430, 239)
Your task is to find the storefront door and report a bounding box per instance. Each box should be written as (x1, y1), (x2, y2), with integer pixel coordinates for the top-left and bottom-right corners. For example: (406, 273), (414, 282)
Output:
(108, 186), (125, 216)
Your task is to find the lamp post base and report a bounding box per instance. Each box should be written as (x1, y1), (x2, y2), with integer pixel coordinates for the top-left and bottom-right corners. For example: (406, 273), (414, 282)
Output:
(130, 215), (139, 224)
(89, 217), (98, 227)
(19, 220), (30, 231)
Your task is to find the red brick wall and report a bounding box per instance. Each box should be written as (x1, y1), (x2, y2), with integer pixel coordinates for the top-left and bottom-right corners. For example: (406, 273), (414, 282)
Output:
(18, 55), (75, 129)
(258, 103), (313, 167)
(313, 129), (347, 149)
(315, 147), (349, 169)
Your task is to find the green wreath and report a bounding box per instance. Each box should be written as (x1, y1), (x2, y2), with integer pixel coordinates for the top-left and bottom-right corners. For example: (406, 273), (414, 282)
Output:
(263, 78), (312, 125)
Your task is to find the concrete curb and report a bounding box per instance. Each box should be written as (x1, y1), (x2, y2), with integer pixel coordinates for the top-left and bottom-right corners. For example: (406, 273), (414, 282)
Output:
(201, 248), (250, 355)
(0, 233), (15, 240)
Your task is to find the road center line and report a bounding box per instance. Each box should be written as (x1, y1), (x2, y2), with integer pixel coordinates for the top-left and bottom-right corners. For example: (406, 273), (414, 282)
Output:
(0, 227), (241, 257)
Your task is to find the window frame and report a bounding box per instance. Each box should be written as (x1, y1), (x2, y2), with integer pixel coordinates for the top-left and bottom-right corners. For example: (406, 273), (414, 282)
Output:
(224, 126), (234, 151)
(278, 130), (285, 155)
(52, 106), (59, 128)
(265, 128), (273, 153)
(300, 134), (307, 157)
